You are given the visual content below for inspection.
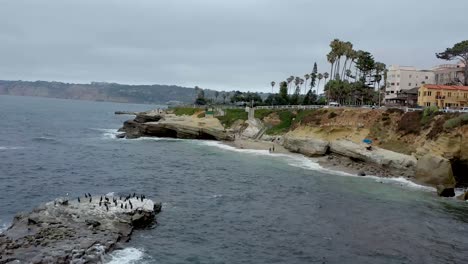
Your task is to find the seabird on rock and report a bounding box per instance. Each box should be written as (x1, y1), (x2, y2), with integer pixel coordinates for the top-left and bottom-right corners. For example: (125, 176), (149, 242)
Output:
(88, 193), (91, 198)
(99, 201), (102, 206)
(89, 197), (92, 203)
(105, 197), (109, 202)
(105, 204), (108, 211)
(84, 193), (88, 198)
(125, 204), (127, 209)
(121, 204), (123, 209)
(130, 203), (133, 209)
(133, 193), (136, 197)
(100, 196), (103, 202)
(78, 197), (80, 203)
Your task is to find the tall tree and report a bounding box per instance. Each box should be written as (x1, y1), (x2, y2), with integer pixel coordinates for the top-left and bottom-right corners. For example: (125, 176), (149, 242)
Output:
(287, 76), (294, 94)
(270, 81), (276, 94)
(304, 74), (310, 94)
(279, 81), (289, 103)
(317, 73), (324, 94)
(214, 91), (219, 102)
(310, 62), (318, 93)
(222, 92), (228, 104)
(436, 40), (468, 85)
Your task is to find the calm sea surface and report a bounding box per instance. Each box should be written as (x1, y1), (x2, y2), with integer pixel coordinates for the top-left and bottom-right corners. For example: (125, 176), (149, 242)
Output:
(0, 95), (467, 263)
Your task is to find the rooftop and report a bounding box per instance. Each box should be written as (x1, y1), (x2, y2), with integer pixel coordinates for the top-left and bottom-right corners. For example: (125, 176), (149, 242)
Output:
(424, 84), (468, 91)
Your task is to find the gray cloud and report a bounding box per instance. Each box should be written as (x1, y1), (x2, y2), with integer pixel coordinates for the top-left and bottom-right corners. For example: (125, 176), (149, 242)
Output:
(1, 0), (467, 92)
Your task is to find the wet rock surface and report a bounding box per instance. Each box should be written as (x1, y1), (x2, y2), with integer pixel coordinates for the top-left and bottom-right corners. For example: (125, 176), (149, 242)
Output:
(0, 194), (161, 264)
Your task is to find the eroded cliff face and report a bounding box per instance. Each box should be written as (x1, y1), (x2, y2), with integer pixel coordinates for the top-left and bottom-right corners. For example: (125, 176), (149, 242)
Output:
(253, 108), (468, 187)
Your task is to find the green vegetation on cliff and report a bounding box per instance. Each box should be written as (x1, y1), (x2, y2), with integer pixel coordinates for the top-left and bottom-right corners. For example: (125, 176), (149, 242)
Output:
(217, 109), (248, 127)
(173, 107), (199, 116)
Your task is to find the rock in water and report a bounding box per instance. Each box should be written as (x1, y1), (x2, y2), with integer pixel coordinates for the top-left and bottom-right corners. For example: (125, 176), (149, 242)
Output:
(436, 185), (455, 197)
(0, 195), (161, 263)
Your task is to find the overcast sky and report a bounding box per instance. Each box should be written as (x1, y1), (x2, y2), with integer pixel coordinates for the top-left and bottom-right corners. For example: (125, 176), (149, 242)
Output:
(1, 0), (467, 92)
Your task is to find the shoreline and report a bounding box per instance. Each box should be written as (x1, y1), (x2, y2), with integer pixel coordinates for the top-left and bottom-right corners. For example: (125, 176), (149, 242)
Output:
(222, 138), (436, 191)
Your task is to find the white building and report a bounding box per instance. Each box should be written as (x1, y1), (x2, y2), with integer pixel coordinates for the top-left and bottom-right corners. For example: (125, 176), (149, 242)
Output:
(385, 65), (435, 105)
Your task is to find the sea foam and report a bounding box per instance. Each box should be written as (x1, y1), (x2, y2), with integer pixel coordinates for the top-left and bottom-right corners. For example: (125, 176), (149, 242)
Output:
(105, 247), (146, 264)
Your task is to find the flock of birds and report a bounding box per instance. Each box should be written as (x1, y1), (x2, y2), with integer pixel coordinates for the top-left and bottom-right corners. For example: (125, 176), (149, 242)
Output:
(77, 193), (146, 212)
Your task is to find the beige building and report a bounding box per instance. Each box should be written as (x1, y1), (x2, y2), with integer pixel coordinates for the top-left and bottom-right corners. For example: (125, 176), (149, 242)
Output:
(385, 65), (434, 105)
(417, 84), (468, 108)
(432, 63), (466, 85)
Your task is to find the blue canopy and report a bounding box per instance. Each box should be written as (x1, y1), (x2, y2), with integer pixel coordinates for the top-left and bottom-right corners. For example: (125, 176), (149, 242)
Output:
(363, 138), (373, 144)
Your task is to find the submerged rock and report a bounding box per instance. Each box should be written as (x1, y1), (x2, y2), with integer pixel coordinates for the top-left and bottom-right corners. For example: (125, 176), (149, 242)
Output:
(436, 185), (455, 197)
(0, 195), (161, 263)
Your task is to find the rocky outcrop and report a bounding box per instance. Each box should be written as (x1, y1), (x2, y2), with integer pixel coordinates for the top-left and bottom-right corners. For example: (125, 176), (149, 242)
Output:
(283, 136), (329, 157)
(415, 154), (456, 188)
(119, 114), (233, 141)
(329, 140), (417, 177)
(133, 114), (162, 123)
(0, 194), (161, 263)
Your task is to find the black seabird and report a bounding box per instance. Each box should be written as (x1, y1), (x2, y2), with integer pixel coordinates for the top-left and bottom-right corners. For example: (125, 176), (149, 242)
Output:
(121, 204), (123, 209)
(133, 193), (136, 197)
(105, 204), (109, 211)
(78, 197), (80, 203)
(99, 201), (102, 206)
(85, 193), (88, 198)
(89, 197), (92, 203)
(100, 196), (103, 202)
(105, 197), (109, 202)
(88, 193), (91, 197)
(124, 204), (127, 209)
(130, 203), (133, 209)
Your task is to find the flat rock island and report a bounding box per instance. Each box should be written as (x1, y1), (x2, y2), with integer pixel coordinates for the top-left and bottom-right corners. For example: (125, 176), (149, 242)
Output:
(0, 194), (161, 264)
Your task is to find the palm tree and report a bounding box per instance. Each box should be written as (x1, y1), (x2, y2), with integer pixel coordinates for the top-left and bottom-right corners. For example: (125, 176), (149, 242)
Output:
(304, 74), (310, 94)
(270, 81), (276, 94)
(317, 73), (323, 95)
(341, 42), (353, 80)
(327, 52), (336, 83)
(287, 76), (294, 94)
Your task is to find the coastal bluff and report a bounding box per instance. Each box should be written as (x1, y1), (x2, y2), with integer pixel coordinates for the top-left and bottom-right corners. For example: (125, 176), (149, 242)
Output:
(0, 194), (161, 264)
(117, 111), (233, 141)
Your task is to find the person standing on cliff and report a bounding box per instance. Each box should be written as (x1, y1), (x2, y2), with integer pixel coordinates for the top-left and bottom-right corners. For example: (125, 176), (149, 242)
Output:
(272, 145), (275, 152)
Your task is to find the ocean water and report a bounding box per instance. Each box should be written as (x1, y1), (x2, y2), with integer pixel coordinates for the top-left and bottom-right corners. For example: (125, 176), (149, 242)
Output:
(1, 95), (468, 263)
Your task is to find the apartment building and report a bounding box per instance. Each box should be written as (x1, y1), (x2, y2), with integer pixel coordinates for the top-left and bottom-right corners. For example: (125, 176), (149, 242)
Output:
(432, 63), (466, 85)
(385, 65), (435, 105)
(417, 84), (468, 108)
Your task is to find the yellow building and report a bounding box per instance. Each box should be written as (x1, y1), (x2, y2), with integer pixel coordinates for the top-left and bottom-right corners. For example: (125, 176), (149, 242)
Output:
(417, 84), (468, 108)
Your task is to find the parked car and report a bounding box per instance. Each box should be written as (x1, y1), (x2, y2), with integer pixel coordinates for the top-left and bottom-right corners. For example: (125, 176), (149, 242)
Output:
(460, 107), (468, 113)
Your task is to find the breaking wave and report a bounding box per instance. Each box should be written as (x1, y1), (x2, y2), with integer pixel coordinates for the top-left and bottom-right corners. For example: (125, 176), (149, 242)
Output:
(105, 248), (146, 264)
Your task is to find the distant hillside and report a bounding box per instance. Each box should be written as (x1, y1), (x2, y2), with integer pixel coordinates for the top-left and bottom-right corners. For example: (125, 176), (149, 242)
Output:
(0, 80), (210, 104)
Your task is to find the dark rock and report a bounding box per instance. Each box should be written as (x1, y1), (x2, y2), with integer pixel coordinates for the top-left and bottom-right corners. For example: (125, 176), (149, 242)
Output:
(436, 185), (455, 197)
(358, 171), (366, 176)
(154, 202), (162, 214)
(134, 114), (162, 123)
(115, 133), (126, 139)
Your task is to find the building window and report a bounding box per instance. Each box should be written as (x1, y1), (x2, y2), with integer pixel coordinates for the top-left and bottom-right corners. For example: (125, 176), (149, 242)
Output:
(428, 91), (432, 96)
(448, 92), (452, 97)
(397, 74), (400, 78)
(409, 83), (412, 87)
(397, 82), (400, 86)
(464, 93), (468, 99)
(426, 102), (431, 107)
(416, 83), (418, 87)
(424, 91), (427, 96)
(425, 76), (429, 79)
(409, 75), (412, 78)
(391, 91), (394, 94)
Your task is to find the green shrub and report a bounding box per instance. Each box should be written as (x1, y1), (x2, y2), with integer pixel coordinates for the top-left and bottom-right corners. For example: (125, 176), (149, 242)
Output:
(421, 106), (439, 125)
(443, 113), (468, 129)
